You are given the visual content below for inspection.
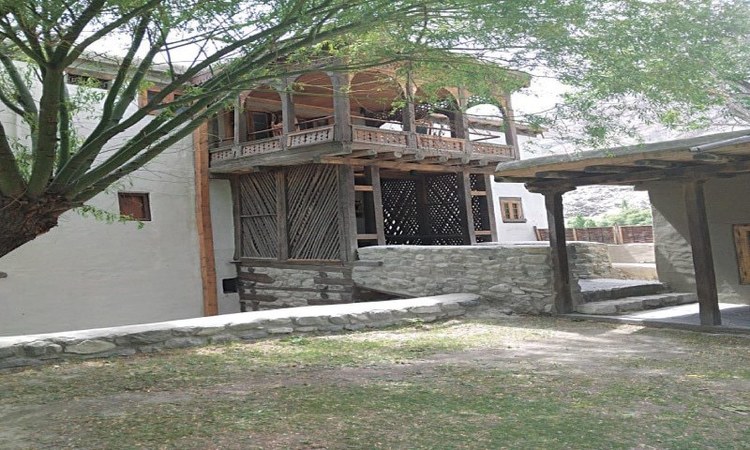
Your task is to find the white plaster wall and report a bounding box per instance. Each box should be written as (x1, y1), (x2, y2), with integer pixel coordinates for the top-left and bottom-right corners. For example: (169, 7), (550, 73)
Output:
(0, 81), (205, 336)
(647, 175), (750, 304)
(491, 180), (547, 242)
(209, 178), (241, 314)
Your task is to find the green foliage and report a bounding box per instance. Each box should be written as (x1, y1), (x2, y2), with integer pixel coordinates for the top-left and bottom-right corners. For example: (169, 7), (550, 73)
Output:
(567, 201), (652, 228)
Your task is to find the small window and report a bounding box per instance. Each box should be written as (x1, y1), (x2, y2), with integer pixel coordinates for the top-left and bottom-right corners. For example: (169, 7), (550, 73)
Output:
(499, 197), (525, 223)
(118, 192), (151, 221)
(66, 73), (110, 90)
(733, 224), (750, 284)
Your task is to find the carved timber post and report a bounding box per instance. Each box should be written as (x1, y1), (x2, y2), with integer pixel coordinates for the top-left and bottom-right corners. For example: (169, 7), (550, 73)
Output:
(683, 180), (721, 326)
(455, 87), (471, 149)
(279, 78), (296, 150)
(458, 170), (476, 245)
(330, 71), (352, 144)
(500, 93), (520, 160)
(538, 187), (574, 314)
(402, 71), (418, 148)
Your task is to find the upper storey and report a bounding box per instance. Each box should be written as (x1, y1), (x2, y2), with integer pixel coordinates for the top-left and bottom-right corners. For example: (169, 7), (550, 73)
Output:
(206, 66), (526, 174)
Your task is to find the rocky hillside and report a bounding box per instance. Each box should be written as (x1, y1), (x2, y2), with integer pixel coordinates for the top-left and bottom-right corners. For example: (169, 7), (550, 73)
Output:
(563, 186), (650, 219)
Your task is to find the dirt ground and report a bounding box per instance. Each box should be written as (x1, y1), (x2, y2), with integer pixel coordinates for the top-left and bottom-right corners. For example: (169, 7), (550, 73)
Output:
(1, 313), (749, 449)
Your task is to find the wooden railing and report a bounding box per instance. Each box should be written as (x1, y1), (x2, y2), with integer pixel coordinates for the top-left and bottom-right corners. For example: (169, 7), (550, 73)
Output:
(352, 126), (408, 147)
(209, 124), (517, 167)
(288, 125), (335, 148)
(472, 142), (514, 158)
(417, 134), (465, 152)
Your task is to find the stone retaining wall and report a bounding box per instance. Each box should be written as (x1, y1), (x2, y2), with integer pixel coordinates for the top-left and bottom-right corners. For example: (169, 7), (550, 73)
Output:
(353, 243), (614, 314)
(0, 294), (479, 370)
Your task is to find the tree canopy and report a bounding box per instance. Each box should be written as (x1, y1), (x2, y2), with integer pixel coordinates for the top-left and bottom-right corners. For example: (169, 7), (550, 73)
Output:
(0, 0), (747, 257)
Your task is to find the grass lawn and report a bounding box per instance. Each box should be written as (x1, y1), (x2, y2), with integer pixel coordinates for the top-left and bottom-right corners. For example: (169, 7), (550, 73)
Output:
(1, 315), (749, 449)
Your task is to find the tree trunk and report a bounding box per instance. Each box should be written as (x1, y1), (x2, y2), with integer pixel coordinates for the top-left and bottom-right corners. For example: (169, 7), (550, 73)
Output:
(0, 195), (71, 259)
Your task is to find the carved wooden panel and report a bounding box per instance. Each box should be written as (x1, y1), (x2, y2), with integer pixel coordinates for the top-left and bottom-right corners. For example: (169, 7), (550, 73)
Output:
(288, 125), (334, 148)
(239, 172), (278, 258)
(472, 142), (514, 158)
(352, 126), (408, 147)
(286, 164), (341, 260)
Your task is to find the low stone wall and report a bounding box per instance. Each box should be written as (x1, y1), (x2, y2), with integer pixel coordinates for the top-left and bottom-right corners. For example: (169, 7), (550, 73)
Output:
(353, 243), (614, 314)
(238, 262), (353, 310)
(0, 294), (479, 370)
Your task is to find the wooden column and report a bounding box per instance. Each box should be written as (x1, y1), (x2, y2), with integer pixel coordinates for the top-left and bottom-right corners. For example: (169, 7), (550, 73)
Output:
(402, 72), (418, 148)
(455, 87), (471, 145)
(542, 189), (573, 314)
(484, 174), (499, 242)
(501, 94), (520, 159)
(368, 166), (386, 245)
(330, 72), (352, 143)
(338, 165), (358, 261)
(230, 175), (241, 261)
(684, 180), (721, 326)
(279, 80), (297, 148)
(458, 171), (477, 245)
(192, 122), (219, 316)
(233, 96), (243, 145)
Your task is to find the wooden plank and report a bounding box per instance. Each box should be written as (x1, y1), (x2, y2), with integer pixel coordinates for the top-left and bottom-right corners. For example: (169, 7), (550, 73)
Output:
(733, 224), (750, 284)
(354, 185), (374, 192)
(331, 72), (352, 143)
(192, 123), (219, 316)
(276, 169), (288, 260)
(210, 141), (347, 172)
(684, 180), (721, 326)
(357, 233), (379, 240)
(252, 285), (353, 293)
(319, 156), (496, 174)
(484, 175), (499, 242)
(458, 171), (477, 245)
(240, 258), (349, 271)
(475, 230), (493, 236)
(470, 190), (487, 196)
(369, 166), (386, 245)
(544, 190), (574, 314)
(338, 165), (358, 262)
(501, 93), (520, 159)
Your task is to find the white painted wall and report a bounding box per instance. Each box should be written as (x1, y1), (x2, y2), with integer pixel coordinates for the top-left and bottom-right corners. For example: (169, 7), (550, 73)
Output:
(491, 181), (547, 242)
(0, 77), (205, 336)
(210, 178), (241, 314)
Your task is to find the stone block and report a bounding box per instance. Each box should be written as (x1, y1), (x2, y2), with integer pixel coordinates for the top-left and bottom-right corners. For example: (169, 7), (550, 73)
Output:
(208, 334), (239, 344)
(163, 337), (206, 349)
(294, 316), (328, 327)
(238, 330), (269, 340)
(65, 339), (117, 355)
(22, 341), (60, 357)
(117, 330), (173, 345)
(268, 327), (294, 334)
(410, 305), (442, 315)
(328, 315), (349, 325)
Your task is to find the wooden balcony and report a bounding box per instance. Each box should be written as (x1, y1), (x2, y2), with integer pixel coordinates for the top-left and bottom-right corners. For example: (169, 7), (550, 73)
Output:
(209, 125), (516, 174)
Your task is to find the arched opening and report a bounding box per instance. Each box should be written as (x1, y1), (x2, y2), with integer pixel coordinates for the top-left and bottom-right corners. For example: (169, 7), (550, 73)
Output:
(465, 98), (510, 146)
(292, 71), (334, 130)
(413, 88), (461, 137)
(242, 85), (283, 142)
(349, 70), (405, 130)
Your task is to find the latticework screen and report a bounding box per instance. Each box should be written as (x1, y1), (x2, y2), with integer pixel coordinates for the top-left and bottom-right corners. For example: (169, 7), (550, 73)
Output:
(381, 178), (422, 244)
(426, 173), (464, 245)
(286, 164), (341, 260)
(239, 173), (278, 258)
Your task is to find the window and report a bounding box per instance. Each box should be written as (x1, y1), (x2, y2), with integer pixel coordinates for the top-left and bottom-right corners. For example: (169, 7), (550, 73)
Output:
(499, 197), (525, 223)
(118, 192), (151, 221)
(66, 73), (110, 90)
(733, 224), (750, 284)
(139, 88), (183, 114)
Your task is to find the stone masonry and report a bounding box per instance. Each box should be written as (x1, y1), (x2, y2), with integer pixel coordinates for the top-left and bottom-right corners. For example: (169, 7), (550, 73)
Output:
(0, 294), (479, 370)
(353, 243), (614, 314)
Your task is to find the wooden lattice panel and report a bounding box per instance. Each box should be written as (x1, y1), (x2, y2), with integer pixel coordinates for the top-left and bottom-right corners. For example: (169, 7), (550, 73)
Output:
(286, 164), (341, 260)
(239, 172), (278, 258)
(426, 173), (465, 245)
(381, 178), (423, 245)
(417, 134), (465, 152)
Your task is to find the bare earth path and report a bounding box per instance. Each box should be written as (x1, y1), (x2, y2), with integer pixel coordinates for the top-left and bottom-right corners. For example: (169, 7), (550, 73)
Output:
(1, 314), (749, 449)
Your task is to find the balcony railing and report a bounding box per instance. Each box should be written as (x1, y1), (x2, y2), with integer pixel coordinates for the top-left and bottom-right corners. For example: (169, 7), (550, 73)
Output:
(209, 124), (516, 166)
